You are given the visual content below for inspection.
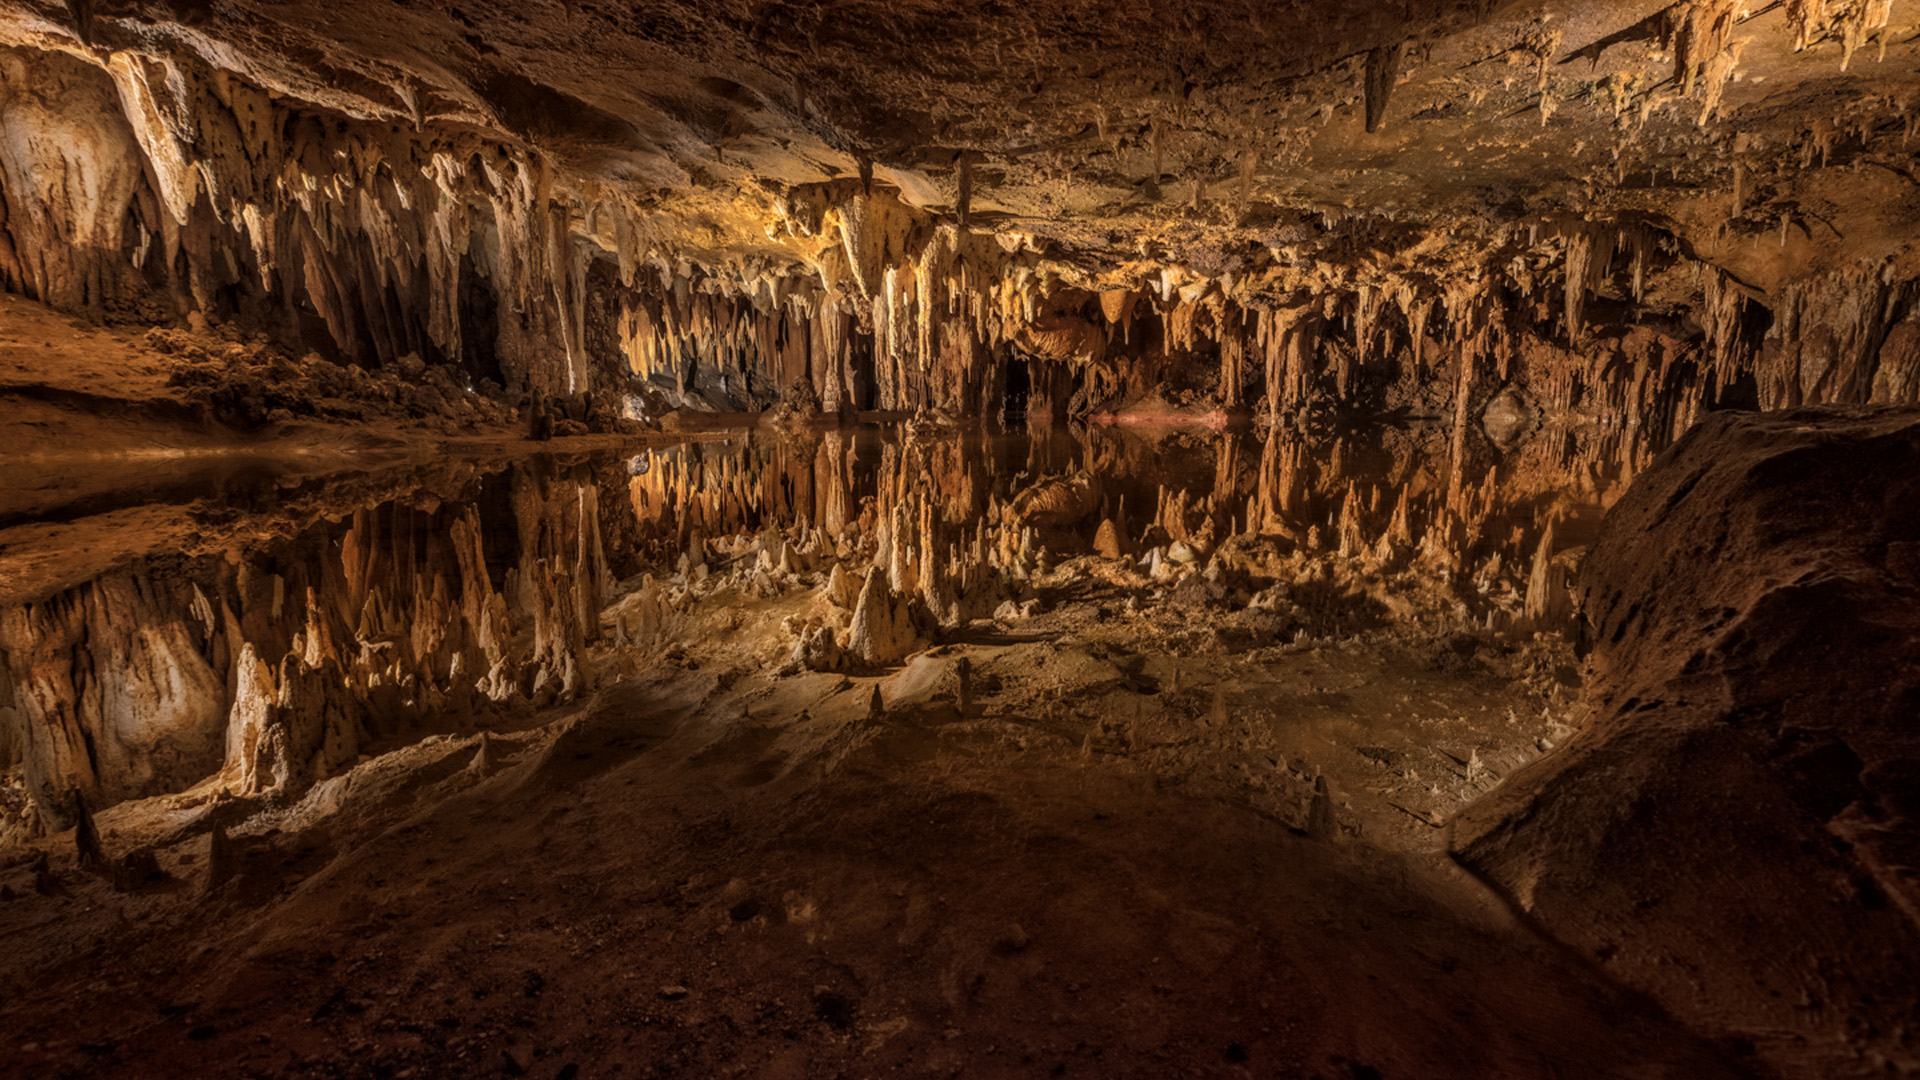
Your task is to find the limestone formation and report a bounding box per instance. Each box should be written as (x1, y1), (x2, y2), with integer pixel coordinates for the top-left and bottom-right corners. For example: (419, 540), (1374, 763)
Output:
(0, 1), (1911, 435)
(70, 787), (102, 870)
(1306, 776), (1337, 842)
(846, 568), (915, 667)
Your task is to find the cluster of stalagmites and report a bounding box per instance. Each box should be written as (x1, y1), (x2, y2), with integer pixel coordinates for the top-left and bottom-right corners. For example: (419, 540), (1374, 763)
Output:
(616, 200), (1742, 453)
(0, 472), (613, 844)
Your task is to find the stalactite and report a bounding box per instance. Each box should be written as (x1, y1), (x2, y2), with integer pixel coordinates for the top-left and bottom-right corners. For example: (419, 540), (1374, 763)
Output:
(1364, 42), (1403, 134)
(0, 468), (625, 832)
(956, 153), (973, 227)
(5, 29), (1920, 455)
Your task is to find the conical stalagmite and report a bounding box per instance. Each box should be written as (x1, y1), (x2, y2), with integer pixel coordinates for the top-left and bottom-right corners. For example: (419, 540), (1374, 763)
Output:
(847, 567), (914, 666)
(470, 730), (497, 776)
(1306, 776), (1336, 841)
(203, 825), (233, 895)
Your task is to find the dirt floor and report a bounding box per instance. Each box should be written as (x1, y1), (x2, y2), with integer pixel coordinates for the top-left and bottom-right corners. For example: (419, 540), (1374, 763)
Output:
(0, 505), (1755, 1079)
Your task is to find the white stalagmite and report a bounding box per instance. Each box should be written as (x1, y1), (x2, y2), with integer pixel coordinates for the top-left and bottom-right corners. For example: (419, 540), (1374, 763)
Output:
(847, 567), (915, 666)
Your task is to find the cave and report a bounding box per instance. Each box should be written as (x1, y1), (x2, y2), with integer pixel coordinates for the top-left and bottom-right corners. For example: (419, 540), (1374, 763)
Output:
(0, 1), (1917, 1077)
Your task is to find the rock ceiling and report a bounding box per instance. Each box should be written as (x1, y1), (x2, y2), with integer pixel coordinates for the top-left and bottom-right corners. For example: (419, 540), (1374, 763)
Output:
(1, 0), (1918, 413)
(10, 0), (1912, 277)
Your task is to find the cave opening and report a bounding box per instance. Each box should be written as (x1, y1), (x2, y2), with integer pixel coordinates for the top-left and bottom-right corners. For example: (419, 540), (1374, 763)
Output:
(848, 331), (878, 411)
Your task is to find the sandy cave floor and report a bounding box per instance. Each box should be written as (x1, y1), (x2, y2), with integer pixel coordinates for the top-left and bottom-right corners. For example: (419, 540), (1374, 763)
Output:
(0, 551), (1756, 1080)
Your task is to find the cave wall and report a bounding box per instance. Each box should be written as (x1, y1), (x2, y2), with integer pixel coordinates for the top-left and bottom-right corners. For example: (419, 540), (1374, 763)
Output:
(1452, 408), (1920, 1076)
(0, 47), (150, 315)
(0, 44), (591, 393)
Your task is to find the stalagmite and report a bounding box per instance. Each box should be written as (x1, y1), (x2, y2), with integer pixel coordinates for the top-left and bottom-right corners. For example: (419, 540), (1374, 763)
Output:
(825, 563), (858, 609)
(470, 730), (496, 776)
(1307, 776), (1336, 841)
(201, 824), (233, 895)
(847, 567), (914, 666)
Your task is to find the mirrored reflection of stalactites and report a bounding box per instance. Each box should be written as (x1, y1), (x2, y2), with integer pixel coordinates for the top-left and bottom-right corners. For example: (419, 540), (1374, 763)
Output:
(605, 420), (1642, 666)
(0, 462), (616, 842)
(0, 420), (1643, 843)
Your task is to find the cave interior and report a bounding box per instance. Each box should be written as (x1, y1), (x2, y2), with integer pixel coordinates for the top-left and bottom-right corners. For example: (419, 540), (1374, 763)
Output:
(0, 0), (1917, 1077)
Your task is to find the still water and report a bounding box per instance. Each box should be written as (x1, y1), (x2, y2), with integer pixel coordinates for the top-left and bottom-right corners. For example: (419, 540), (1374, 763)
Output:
(0, 419), (1631, 839)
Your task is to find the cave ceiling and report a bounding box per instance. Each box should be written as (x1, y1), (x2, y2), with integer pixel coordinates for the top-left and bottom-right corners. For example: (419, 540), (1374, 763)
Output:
(4, 0), (1915, 303)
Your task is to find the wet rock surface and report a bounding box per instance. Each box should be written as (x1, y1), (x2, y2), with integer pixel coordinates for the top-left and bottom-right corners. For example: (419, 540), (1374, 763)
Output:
(1454, 406), (1920, 1079)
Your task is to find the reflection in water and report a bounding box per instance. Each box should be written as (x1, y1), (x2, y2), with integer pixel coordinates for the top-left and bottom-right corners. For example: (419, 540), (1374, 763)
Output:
(0, 419), (1639, 840)
(624, 419), (1632, 633)
(0, 458), (629, 838)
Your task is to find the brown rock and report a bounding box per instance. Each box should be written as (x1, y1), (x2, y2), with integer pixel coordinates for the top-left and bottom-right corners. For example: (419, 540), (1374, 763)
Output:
(1454, 409), (1920, 1078)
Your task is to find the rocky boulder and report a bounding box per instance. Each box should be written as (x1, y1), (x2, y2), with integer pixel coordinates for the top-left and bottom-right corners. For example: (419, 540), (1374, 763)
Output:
(1452, 407), (1920, 1080)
